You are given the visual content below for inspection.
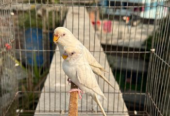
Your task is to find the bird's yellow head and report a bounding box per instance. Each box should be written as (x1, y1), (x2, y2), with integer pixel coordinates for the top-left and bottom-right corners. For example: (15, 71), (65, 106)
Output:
(53, 27), (72, 44)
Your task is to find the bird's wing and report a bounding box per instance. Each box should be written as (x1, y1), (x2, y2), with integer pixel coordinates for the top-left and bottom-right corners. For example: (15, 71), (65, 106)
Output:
(83, 47), (107, 72)
(90, 63), (108, 72)
(76, 63), (104, 97)
(82, 46), (115, 90)
(92, 67), (115, 90)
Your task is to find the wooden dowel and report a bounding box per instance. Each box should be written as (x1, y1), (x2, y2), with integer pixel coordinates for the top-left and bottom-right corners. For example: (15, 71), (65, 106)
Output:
(68, 82), (78, 116)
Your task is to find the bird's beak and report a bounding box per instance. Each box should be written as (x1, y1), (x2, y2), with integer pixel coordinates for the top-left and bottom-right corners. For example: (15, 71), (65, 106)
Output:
(53, 35), (59, 43)
(62, 53), (68, 60)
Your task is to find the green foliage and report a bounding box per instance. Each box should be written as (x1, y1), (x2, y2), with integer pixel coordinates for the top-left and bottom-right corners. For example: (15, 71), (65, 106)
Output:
(9, 53), (49, 114)
(32, 53), (49, 85)
(18, 9), (60, 29)
(47, 11), (61, 30)
(18, 55), (48, 115)
(18, 10), (42, 29)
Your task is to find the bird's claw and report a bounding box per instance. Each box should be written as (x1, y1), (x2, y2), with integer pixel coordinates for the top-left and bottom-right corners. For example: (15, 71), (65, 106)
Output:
(69, 89), (83, 99)
(67, 78), (72, 83)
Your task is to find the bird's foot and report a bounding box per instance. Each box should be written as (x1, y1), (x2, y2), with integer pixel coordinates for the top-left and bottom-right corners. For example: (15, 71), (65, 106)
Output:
(69, 89), (83, 99)
(67, 78), (72, 83)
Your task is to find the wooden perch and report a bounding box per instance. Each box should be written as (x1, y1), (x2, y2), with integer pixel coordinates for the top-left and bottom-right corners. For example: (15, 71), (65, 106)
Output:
(68, 82), (78, 116)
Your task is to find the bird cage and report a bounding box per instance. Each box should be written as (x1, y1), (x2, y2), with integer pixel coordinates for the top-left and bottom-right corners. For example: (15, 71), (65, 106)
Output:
(0, 0), (170, 116)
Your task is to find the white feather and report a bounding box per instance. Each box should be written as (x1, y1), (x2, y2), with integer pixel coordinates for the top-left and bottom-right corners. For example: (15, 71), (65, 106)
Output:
(55, 27), (115, 90)
(62, 51), (107, 116)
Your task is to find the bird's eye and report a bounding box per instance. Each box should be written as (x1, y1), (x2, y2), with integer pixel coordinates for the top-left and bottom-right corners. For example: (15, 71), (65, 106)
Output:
(63, 33), (65, 36)
(71, 52), (75, 55)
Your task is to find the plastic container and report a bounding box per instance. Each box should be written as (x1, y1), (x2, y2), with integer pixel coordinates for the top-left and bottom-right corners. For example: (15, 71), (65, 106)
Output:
(25, 28), (43, 66)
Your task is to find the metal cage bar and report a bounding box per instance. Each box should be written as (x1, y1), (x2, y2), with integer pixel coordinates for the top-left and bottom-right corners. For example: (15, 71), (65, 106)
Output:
(0, 0), (170, 116)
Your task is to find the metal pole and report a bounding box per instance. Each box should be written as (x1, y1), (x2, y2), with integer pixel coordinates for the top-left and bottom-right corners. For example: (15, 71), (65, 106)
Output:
(68, 82), (78, 116)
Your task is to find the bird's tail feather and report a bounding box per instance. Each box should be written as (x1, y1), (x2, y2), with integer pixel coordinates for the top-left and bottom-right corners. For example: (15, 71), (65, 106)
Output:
(92, 67), (115, 90)
(94, 94), (107, 116)
(101, 68), (109, 73)
(100, 74), (115, 90)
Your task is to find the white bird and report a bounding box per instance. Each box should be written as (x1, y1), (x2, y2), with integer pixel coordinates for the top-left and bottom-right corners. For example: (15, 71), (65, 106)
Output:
(62, 47), (107, 116)
(53, 27), (115, 90)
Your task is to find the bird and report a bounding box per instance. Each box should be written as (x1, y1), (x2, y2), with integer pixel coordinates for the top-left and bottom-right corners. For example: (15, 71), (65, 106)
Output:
(62, 46), (107, 116)
(53, 27), (115, 90)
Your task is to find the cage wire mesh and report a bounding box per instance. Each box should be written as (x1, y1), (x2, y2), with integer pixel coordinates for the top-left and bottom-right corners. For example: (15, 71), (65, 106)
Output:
(0, 0), (170, 116)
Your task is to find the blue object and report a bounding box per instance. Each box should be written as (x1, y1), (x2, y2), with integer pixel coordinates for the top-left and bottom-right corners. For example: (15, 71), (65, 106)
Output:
(25, 28), (43, 66)
(49, 31), (54, 62)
